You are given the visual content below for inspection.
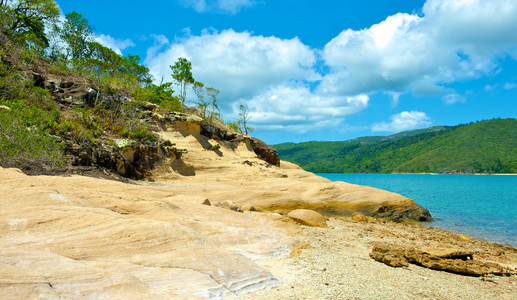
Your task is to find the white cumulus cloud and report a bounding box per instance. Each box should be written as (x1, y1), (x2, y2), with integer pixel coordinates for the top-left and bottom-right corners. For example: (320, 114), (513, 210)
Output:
(144, 0), (517, 137)
(321, 0), (517, 100)
(180, 0), (257, 14)
(95, 34), (135, 55)
(240, 85), (369, 132)
(372, 111), (432, 133)
(145, 29), (319, 109)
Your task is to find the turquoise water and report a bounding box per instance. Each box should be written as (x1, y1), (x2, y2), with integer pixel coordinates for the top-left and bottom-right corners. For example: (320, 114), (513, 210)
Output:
(317, 173), (517, 247)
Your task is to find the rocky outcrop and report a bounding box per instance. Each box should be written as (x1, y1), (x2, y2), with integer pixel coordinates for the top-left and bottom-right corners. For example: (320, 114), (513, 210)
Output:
(33, 73), (94, 105)
(32, 72), (135, 109)
(64, 138), (189, 180)
(370, 243), (516, 276)
(250, 137), (280, 167)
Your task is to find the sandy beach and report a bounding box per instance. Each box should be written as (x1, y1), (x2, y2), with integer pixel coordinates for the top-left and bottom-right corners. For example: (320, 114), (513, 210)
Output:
(241, 218), (517, 299)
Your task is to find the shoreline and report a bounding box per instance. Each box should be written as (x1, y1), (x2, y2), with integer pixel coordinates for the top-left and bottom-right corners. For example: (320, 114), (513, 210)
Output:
(238, 217), (517, 299)
(426, 221), (517, 249)
(315, 172), (517, 249)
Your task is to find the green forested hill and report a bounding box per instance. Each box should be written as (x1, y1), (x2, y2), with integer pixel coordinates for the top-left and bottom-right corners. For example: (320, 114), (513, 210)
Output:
(274, 119), (517, 174)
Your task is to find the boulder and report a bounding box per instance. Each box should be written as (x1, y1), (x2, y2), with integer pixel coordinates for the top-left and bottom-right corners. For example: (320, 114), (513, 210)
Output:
(142, 101), (159, 111)
(372, 204), (434, 222)
(287, 209), (327, 228)
(210, 143), (221, 151)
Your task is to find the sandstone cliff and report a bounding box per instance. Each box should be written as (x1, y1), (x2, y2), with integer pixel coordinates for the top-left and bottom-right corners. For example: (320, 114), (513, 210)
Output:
(140, 114), (432, 222)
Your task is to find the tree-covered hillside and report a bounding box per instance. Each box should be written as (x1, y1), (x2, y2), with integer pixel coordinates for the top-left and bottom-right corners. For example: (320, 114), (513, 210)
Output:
(275, 119), (517, 174)
(0, 0), (246, 175)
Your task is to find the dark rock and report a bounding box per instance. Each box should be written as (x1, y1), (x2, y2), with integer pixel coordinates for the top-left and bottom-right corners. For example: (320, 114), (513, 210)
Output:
(250, 138), (280, 167)
(64, 138), (161, 180)
(201, 124), (224, 140)
(368, 204), (434, 222)
(60, 81), (74, 89)
(32, 73), (46, 88)
(200, 124), (240, 142)
(222, 131), (237, 140)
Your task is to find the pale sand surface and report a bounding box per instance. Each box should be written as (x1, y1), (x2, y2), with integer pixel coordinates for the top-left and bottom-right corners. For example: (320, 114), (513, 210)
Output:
(239, 218), (517, 300)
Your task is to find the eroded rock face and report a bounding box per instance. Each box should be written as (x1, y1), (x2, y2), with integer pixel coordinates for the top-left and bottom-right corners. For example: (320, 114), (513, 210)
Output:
(250, 137), (280, 167)
(370, 243), (516, 276)
(64, 139), (164, 180)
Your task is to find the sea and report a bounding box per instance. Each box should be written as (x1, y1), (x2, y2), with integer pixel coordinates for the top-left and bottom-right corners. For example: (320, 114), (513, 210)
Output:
(317, 173), (517, 247)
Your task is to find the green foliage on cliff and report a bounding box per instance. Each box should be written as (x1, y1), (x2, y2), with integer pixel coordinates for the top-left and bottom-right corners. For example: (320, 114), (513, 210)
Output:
(0, 1), (240, 175)
(0, 60), (66, 170)
(0, 3), (168, 172)
(275, 119), (517, 174)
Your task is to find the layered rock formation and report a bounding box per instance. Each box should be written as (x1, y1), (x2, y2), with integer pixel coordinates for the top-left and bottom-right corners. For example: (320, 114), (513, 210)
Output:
(146, 116), (433, 222)
(0, 167), (296, 298)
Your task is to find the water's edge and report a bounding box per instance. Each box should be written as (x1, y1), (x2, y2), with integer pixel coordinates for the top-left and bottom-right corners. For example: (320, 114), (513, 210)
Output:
(317, 173), (517, 247)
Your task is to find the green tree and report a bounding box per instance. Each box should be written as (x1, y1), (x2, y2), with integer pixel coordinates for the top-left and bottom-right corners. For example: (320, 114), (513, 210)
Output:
(0, 0), (60, 48)
(206, 87), (220, 124)
(226, 121), (239, 131)
(134, 79), (181, 112)
(60, 11), (94, 61)
(169, 57), (194, 106)
(192, 81), (209, 120)
(46, 22), (66, 62)
(238, 104), (253, 135)
(85, 41), (120, 105)
(119, 54), (152, 86)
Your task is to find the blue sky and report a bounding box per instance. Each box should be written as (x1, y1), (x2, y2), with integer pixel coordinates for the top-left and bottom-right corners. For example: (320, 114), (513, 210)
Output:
(55, 0), (517, 144)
